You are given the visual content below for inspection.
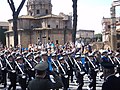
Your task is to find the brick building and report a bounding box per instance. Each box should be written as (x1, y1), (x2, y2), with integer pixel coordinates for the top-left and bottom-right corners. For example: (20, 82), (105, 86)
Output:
(5, 0), (72, 48)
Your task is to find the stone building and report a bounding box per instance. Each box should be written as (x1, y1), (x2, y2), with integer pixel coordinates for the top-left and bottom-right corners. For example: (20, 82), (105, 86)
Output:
(102, 17), (120, 50)
(0, 22), (9, 45)
(5, 0), (72, 48)
(76, 29), (95, 44)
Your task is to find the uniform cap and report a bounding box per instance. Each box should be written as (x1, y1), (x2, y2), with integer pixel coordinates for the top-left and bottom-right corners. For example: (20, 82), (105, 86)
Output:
(88, 53), (94, 57)
(34, 54), (40, 59)
(51, 53), (56, 57)
(35, 61), (48, 71)
(102, 50), (108, 54)
(59, 57), (64, 61)
(16, 56), (22, 60)
(75, 55), (80, 58)
(7, 54), (13, 59)
(41, 51), (47, 56)
(26, 53), (32, 58)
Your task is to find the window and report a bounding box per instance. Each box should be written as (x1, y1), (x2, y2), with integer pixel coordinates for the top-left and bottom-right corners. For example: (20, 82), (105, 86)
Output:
(117, 43), (120, 48)
(37, 10), (40, 14)
(108, 25), (111, 29)
(48, 25), (50, 28)
(56, 25), (58, 28)
(117, 34), (120, 40)
(65, 26), (67, 28)
(46, 9), (48, 14)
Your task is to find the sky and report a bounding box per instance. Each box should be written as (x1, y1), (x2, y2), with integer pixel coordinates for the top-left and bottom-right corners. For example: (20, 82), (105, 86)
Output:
(0, 0), (120, 34)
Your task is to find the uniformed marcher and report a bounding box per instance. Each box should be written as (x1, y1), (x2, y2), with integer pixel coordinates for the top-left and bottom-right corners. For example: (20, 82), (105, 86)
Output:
(7, 55), (17, 90)
(101, 50), (114, 80)
(28, 61), (63, 90)
(57, 56), (69, 90)
(16, 56), (27, 90)
(73, 55), (85, 90)
(0, 53), (7, 89)
(87, 53), (98, 90)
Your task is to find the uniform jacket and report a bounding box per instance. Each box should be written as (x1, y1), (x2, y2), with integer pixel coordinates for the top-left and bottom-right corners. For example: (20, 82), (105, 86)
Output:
(28, 74), (63, 90)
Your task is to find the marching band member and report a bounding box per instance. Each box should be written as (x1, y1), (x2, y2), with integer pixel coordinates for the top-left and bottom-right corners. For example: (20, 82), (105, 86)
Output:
(87, 53), (98, 90)
(16, 56), (27, 90)
(73, 55), (85, 90)
(101, 50), (115, 80)
(58, 56), (69, 90)
(25, 53), (35, 81)
(6, 54), (16, 90)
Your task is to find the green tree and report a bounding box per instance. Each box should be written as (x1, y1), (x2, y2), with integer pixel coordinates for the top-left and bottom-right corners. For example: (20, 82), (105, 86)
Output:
(7, 0), (26, 47)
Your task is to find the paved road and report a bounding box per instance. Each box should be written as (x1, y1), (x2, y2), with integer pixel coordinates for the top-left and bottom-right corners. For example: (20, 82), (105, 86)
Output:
(0, 72), (104, 90)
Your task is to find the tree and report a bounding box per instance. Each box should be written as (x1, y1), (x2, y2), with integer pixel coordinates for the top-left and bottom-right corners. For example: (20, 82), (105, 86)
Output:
(7, 0), (26, 47)
(72, 0), (78, 44)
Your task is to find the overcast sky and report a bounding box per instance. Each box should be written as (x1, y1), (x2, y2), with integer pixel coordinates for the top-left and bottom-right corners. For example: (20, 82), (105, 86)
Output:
(1, 0), (120, 33)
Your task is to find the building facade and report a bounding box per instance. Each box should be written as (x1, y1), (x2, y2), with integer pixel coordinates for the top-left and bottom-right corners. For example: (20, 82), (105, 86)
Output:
(0, 22), (9, 46)
(76, 29), (95, 44)
(102, 17), (120, 50)
(5, 0), (72, 48)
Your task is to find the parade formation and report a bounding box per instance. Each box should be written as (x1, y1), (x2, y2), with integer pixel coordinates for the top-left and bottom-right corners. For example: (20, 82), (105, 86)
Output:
(0, 41), (120, 90)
